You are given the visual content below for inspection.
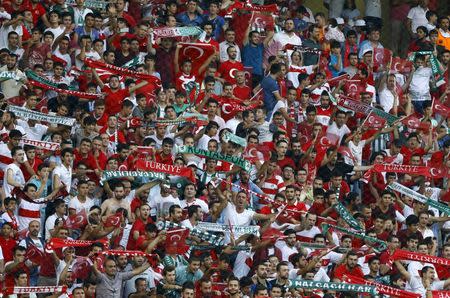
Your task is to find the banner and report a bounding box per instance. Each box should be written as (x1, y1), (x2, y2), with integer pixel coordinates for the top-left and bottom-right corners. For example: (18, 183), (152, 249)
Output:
(249, 12), (274, 30)
(289, 279), (377, 294)
(373, 48), (392, 68)
(157, 220), (224, 246)
(433, 100), (450, 117)
(322, 223), (387, 251)
(390, 56), (414, 74)
(344, 274), (420, 298)
(225, 1), (278, 15)
(47, 238), (107, 249)
(153, 26), (204, 38)
(197, 222), (260, 236)
(100, 250), (155, 258)
(21, 138), (60, 151)
(165, 228), (190, 254)
(100, 170), (166, 182)
(373, 164), (450, 179)
(8, 105), (76, 126)
(176, 146), (252, 171)
(65, 209), (88, 229)
(122, 55), (145, 69)
(135, 160), (196, 182)
(28, 79), (100, 99)
(333, 202), (363, 231)
(223, 131), (247, 147)
(219, 99), (261, 117)
(388, 182), (450, 216)
(338, 96), (399, 124)
(362, 111), (386, 129)
(432, 291), (450, 298)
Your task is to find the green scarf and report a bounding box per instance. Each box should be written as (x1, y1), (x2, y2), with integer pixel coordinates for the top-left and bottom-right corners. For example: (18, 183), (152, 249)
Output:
(289, 279), (377, 294)
(333, 202), (364, 231)
(322, 223), (387, 251)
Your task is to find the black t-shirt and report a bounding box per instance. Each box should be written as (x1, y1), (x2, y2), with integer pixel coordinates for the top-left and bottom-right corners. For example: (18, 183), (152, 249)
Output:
(317, 162), (354, 182)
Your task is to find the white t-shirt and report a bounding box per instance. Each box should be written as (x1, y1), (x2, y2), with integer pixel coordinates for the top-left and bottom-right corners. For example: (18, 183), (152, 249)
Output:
(326, 123), (351, 144)
(16, 119), (48, 141)
(220, 202), (255, 244)
(74, 49), (101, 69)
(406, 276), (444, 297)
(3, 163), (25, 197)
(123, 268), (156, 298)
(410, 67), (432, 100)
(348, 140), (366, 166)
(45, 213), (67, 240)
(379, 87), (395, 113)
(407, 6), (429, 33)
(273, 31), (302, 48)
(268, 99), (287, 123)
(68, 196), (94, 214)
(179, 198), (209, 214)
(52, 164), (72, 193)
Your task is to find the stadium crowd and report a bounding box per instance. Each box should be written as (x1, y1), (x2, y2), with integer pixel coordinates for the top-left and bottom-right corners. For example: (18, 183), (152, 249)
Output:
(0, 0), (449, 297)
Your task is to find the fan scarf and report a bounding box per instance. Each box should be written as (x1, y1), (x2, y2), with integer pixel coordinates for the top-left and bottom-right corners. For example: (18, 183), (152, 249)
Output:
(289, 279), (377, 294)
(135, 160), (196, 182)
(25, 70), (76, 90)
(84, 59), (162, 83)
(408, 51), (443, 77)
(157, 220), (224, 246)
(8, 105), (76, 126)
(283, 44), (322, 54)
(47, 238), (108, 249)
(322, 223), (387, 251)
(196, 222), (260, 236)
(101, 250), (156, 258)
(374, 164), (450, 179)
(191, 244), (251, 252)
(0, 71), (24, 81)
(100, 170), (166, 182)
(21, 138), (60, 151)
(65, 0), (107, 9)
(344, 274), (420, 298)
(1, 286), (67, 295)
(389, 249), (450, 267)
(223, 131), (247, 147)
(28, 79), (100, 99)
(333, 202), (363, 231)
(176, 145), (253, 171)
(338, 96), (399, 124)
(387, 182), (450, 216)
(153, 26), (204, 38)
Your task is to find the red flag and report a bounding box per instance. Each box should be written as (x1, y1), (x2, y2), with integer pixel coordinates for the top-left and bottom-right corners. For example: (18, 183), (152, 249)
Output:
(401, 115), (431, 130)
(343, 79), (366, 99)
(135, 159), (196, 182)
(165, 228), (189, 255)
(327, 74), (350, 88)
(390, 56), (414, 74)
(243, 144), (271, 163)
(249, 12), (274, 30)
(25, 244), (44, 265)
(316, 132), (340, 148)
(178, 43), (215, 72)
(363, 112), (386, 129)
(433, 101), (450, 117)
(373, 48), (392, 68)
(127, 117), (142, 128)
(243, 66), (253, 87)
(104, 213), (123, 228)
(338, 146), (356, 162)
(72, 256), (92, 280)
(65, 209), (88, 229)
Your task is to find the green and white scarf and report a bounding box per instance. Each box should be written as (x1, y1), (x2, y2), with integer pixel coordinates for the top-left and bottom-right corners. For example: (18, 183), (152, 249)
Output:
(101, 170), (166, 183)
(289, 279), (377, 294)
(176, 146), (253, 171)
(197, 222), (260, 236)
(333, 202), (364, 231)
(157, 220), (224, 246)
(8, 105), (76, 126)
(322, 223), (387, 251)
(223, 131), (247, 147)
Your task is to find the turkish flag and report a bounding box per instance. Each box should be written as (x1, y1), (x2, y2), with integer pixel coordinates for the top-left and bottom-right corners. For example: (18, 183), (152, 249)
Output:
(104, 213), (123, 228)
(243, 66), (253, 87)
(72, 256), (92, 280)
(390, 56), (413, 74)
(243, 144), (271, 163)
(165, 228), (189, 255)
(401, 115), (431, 130)
(316, 132), (340, 148)
(127, 117), (142, 128)
(261, 227), (285, 242)
(373, 48), (392, 68)
(363, 112), (386, 129)
(343, 79), (366, 99)
(327, 74), (350, 88)
(25, 244), (44, 265)
(178, 43), (215, 72)
(433, 100), (450, 117)
(65, 209), (88, 229)
(249, 12), (274, 30)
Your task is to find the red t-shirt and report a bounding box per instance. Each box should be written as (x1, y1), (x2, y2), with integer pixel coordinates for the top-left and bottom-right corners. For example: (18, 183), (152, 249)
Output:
(333, 264), (364, 280)
(98, 126), (127, 144)
(102, 86), (130, 115)
(233, 85), (251, 100)
(400, 146), (426, 165)
(155, 152), (174, 165)
(0, 236), (17, 262)
(175, 71), (198, 92)
(127, 217), (153, 250)
(218, 60), (244, 84)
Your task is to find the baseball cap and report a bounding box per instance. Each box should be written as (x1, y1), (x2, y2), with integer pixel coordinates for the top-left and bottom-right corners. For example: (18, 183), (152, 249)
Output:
(355, 19), (366, 27)
(335, 17), (344, 25)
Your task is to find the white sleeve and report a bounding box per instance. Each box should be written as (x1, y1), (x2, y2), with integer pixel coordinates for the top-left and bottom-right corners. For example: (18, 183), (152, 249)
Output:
(407, 8), (414, 20)
(0, 245), (3, 259)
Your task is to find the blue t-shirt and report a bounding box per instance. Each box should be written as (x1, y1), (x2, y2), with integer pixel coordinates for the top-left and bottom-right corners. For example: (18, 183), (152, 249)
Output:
(177, 12), (204, 26)
(261, 75), (279, 120)
(328, 53), (342, 77)
(204, 15), (225, 41)
(242, 43), (264, 76)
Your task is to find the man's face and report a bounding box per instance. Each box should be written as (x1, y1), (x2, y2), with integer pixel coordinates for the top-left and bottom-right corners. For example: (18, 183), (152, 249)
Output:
(370, 30), (380, 42)
(184, 185), (196, 198)
(225, 31), (235, 42)
(6, 55), (17, 69)
(14, 149), (25, 164)
(16, 274), (28, 286)
(369, 260), (380, 273)
(114, 186), (125, 200)
(312, 27), (321, 40)
(278, 265), (289, 279)
(189, 260), (201, 272)
(8, 34), (19, 47)
(285, 20), (295, 32)
(228, 281), (239, 294)
(257, 264), (268, 278)
(306, 214), (316, 229)
(347, 255), (358, 268)
(105, 260), (117, 276)
(182, 289), (194, 298)
(187, 0), (197, 12)
(440, 18), (449, 30)
(136, 280), (147, 292)
(28, 221), (40, 237)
